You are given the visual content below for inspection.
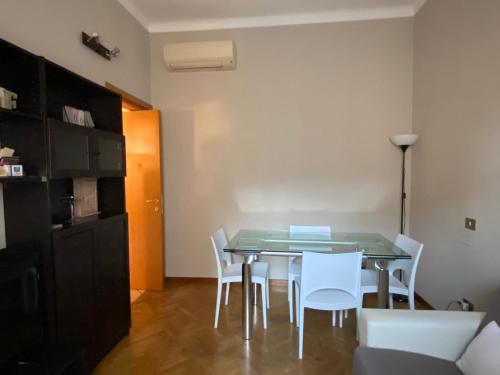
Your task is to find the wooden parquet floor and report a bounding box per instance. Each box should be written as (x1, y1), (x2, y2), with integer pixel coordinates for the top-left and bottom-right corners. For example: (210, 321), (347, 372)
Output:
(93, 279), (417, 375)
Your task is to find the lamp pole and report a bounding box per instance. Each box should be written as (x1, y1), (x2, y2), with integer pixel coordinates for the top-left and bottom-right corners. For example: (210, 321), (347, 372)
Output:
(390, 134), (418, 303)
(390, 134), (418, 234)
(399, 145), (409, 234)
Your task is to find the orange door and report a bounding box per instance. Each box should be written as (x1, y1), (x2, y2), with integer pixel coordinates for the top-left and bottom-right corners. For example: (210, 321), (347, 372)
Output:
(123, 110), (164, 291)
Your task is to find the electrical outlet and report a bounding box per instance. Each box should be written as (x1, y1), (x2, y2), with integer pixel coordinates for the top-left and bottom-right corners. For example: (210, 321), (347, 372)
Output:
(462, 298), (474, 311)
(465, 217), (476, 231)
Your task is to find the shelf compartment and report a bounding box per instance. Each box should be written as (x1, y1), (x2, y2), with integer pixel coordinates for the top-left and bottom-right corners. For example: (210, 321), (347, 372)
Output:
(0, 39), (42, 117)
(0, 108), (42, 123)
(0, 176), (46, 184)
(45, 61), (122, 134)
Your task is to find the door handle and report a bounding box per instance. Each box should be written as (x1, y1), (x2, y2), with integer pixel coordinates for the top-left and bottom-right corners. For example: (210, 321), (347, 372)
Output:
(145, 199), (160, 204)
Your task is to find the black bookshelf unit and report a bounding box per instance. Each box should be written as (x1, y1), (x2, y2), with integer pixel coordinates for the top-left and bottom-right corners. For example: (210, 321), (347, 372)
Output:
(0, 38), (130, 373)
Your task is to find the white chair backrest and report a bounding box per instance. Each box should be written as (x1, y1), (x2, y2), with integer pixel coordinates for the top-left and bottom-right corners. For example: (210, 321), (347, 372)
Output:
(210, 228), (232, 280)
(389, 234), (424, 288)
(289, 225), (331, 240)
(300, 251), (363, 300)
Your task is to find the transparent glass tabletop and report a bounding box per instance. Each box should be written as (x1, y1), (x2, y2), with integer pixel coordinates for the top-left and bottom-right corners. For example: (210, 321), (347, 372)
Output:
(224, 230), (410, 260)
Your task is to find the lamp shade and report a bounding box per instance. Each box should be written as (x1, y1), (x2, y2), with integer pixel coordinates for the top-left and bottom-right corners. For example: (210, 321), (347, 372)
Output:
(390, 134), (419, 147)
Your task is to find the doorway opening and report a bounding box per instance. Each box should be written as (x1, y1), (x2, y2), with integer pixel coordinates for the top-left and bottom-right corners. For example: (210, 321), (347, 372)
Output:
(106, 83), (165, 304)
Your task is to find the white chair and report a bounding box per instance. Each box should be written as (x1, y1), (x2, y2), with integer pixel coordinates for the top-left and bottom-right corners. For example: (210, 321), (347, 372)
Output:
(211, 228), (270, 329)
(361, 234), (423, 310)
(298, 251), (363, 358)
(288, 225), (336, 326)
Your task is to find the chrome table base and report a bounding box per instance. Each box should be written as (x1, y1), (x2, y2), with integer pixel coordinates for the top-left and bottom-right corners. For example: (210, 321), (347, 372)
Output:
(375, 259), (390, 308)
(242, 255), (255, 340)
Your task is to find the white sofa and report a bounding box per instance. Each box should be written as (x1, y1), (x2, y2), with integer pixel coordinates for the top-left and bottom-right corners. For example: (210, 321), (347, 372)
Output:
(353, 288), (500, 375)
(359, 309), (484, 361)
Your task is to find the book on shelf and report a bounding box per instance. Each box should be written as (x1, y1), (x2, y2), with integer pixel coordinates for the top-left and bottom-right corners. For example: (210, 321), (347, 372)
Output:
(62, 106), (95, 128)
(0, 156), (21, 165)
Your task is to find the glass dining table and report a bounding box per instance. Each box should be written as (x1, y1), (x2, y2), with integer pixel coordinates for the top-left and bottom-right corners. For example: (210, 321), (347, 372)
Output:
(224, 229), (411, 340)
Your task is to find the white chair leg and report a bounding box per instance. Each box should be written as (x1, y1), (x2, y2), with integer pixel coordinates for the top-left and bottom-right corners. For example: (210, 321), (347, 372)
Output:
(409, 293), (415, 310)
(295, 282), (300, 328)
(224, 282), (230, 305)
(344, 309), (348, 319)
(266, 278), (270, 309)
(298, 305), (305, 359)
(214, 282), (222, 328)
(355, 306), (361, 340)
(261, 283), (268, 329)
(254, 283), (257, 305)
(388, 293), (394, 309)
(287, 275), (292, 302)
(288, 277), (293, 323)
(332, 311), (336, 327)
(339, 310), (343, 328)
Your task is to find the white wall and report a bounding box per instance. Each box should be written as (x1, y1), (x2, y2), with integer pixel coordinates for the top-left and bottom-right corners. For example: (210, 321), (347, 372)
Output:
(0, 0), (151, 249)
(411, 0), (500, 310)
(0, 0), (150, 101)
(150, 19), (414, 279)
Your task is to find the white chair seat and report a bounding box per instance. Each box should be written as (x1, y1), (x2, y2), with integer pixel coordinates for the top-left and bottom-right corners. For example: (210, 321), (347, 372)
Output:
(223, 262), (269, 282)
(361, 269), (408, 295)
(304, 288), (357, 311)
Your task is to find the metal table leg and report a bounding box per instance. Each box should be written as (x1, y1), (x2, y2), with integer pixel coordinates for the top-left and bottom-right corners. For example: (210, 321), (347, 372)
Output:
(375, 259), (390, 308)
(242, 255), (254, 340)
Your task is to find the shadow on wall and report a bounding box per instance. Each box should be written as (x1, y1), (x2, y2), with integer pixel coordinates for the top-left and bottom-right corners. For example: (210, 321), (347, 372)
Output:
(162, 105), (401, 279)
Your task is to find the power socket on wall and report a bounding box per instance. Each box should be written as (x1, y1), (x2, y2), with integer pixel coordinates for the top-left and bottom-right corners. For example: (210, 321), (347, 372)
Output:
(465, 217), (476, 231)
(461, 298), (475, 312)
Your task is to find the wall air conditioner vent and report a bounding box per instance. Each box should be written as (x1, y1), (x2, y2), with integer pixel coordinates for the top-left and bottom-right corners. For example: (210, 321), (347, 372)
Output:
(163, 40), (236, 72)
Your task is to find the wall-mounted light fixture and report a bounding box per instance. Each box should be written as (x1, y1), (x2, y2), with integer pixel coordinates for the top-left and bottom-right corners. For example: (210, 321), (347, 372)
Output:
(81, 32), (120, 60)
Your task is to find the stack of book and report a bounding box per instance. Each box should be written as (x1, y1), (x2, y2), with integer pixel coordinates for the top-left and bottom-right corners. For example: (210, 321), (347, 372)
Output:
(0, 156), (20, 165)
(0, 156), (23, 177)
(62, 105), (95, 128)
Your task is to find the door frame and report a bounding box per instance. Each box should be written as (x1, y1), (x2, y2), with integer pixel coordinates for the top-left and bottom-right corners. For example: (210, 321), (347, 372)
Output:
(105, 82), (165, 290)
(105, 82), (153, 111)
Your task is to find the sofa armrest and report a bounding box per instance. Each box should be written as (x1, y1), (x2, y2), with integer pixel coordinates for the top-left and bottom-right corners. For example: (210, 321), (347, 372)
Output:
(359, 309), (485, 361)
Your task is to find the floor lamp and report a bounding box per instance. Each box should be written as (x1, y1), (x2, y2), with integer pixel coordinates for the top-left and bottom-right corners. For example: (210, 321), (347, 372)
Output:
(390, 134), (419, 234)
(390, 134), (419, 302)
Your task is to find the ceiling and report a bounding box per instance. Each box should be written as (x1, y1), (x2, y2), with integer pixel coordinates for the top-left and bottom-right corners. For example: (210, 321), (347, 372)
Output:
(118, 0), (427, 33)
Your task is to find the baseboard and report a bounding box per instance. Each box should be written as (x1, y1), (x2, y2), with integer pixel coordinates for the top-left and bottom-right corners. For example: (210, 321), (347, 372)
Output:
(164, 276), (288, 287)
(165, 277), (216, 284)
(415, 292), (434, 310)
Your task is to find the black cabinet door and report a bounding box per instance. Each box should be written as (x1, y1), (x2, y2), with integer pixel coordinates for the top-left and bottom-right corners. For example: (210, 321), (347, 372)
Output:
(53, 226), (97, 368)
(49, 119), (95, 178)
(95, 130), (125, 177)
(93, 214), (130, 358)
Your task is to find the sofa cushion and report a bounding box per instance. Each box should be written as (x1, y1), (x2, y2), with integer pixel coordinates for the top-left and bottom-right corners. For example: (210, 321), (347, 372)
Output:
(352, 347), (462, 375)
(477, 288), (500, 334)
(456, 321), (500, 375)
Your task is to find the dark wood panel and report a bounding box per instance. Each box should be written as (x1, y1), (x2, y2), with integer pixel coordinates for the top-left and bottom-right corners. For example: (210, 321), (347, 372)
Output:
(0, 38), (129, 372)
(94, 215), (130, 359)
(48, 119), (94, 179)
(95, 129), (125, 177)
(53, 226), (96, 368)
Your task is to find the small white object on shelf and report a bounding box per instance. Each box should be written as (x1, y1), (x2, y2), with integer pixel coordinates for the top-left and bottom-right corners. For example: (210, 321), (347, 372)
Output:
(0, 87), (18, 110)
(0, 147), (15, 158)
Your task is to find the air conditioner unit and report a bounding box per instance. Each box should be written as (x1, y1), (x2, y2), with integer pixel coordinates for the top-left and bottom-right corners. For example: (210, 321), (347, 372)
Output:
(163, 40), (236, 72)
